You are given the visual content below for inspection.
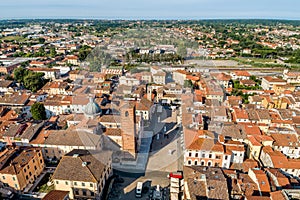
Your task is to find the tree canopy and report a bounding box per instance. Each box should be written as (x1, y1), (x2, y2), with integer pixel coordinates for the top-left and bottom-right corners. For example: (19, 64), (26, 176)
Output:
(30, 102), (47, 120)
(184, 80), (193, 88)
(78, 45), (92, 61)
(13, 68), (47, 92)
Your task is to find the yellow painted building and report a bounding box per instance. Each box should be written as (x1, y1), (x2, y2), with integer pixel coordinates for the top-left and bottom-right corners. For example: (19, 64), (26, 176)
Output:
(52, 149), (112, 200)
(0, 147), (44, 191)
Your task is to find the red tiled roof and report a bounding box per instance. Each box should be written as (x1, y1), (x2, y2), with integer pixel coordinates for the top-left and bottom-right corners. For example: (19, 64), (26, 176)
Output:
(270, 191), (286, 200)
(247, 135), (262, 146)
(234, 70), (251, 77)
(242, 159), (259, 172)
(251, 169), (271, 193)
(233, 108), (249, 120)
(263, 76), (286, 83)
(243, 124), (261, 135)
(211, 73), (231, 81)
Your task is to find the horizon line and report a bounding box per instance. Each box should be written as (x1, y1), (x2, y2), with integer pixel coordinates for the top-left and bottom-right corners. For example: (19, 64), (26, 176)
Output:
(1, 17), (300, 21)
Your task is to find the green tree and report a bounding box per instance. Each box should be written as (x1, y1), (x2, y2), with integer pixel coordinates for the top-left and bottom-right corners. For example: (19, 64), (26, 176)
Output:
(184, 80), (193, 88)
(38, 38), (45, 44)
(37, 47), (46, 57)
(23, 72), (45, 92)
(30, 102), (46, 120)
(78, 45), (92, 61)
(177, 44), (187, 58)
(49, 47), (57, 58)
(13, 67), (26, 82)
(250, 75), (257, 81)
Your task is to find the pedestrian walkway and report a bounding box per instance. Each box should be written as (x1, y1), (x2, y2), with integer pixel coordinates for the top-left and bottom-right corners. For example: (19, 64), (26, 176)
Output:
(147, 137), (181, 172)
(112, 131), (153, 173)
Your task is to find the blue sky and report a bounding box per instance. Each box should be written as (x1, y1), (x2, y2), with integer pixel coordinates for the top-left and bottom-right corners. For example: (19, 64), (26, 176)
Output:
(0, 0), (299, 20)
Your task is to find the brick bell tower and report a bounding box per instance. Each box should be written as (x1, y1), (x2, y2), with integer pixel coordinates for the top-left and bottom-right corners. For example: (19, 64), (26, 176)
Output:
(120, 102), (137, 158)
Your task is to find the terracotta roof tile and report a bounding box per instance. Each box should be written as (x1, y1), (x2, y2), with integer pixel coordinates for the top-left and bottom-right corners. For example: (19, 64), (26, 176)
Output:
(52, 149), (111, 183)
(42, 190), (69, 200)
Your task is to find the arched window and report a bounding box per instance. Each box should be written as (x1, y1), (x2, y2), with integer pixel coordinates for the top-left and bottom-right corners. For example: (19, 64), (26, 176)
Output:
(188, 160), (192, 165)
(208, 161), (212, 167)
(194, 160), (198, 165)
(201, 161), (205, 166)
(125, 111), (129, 117)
